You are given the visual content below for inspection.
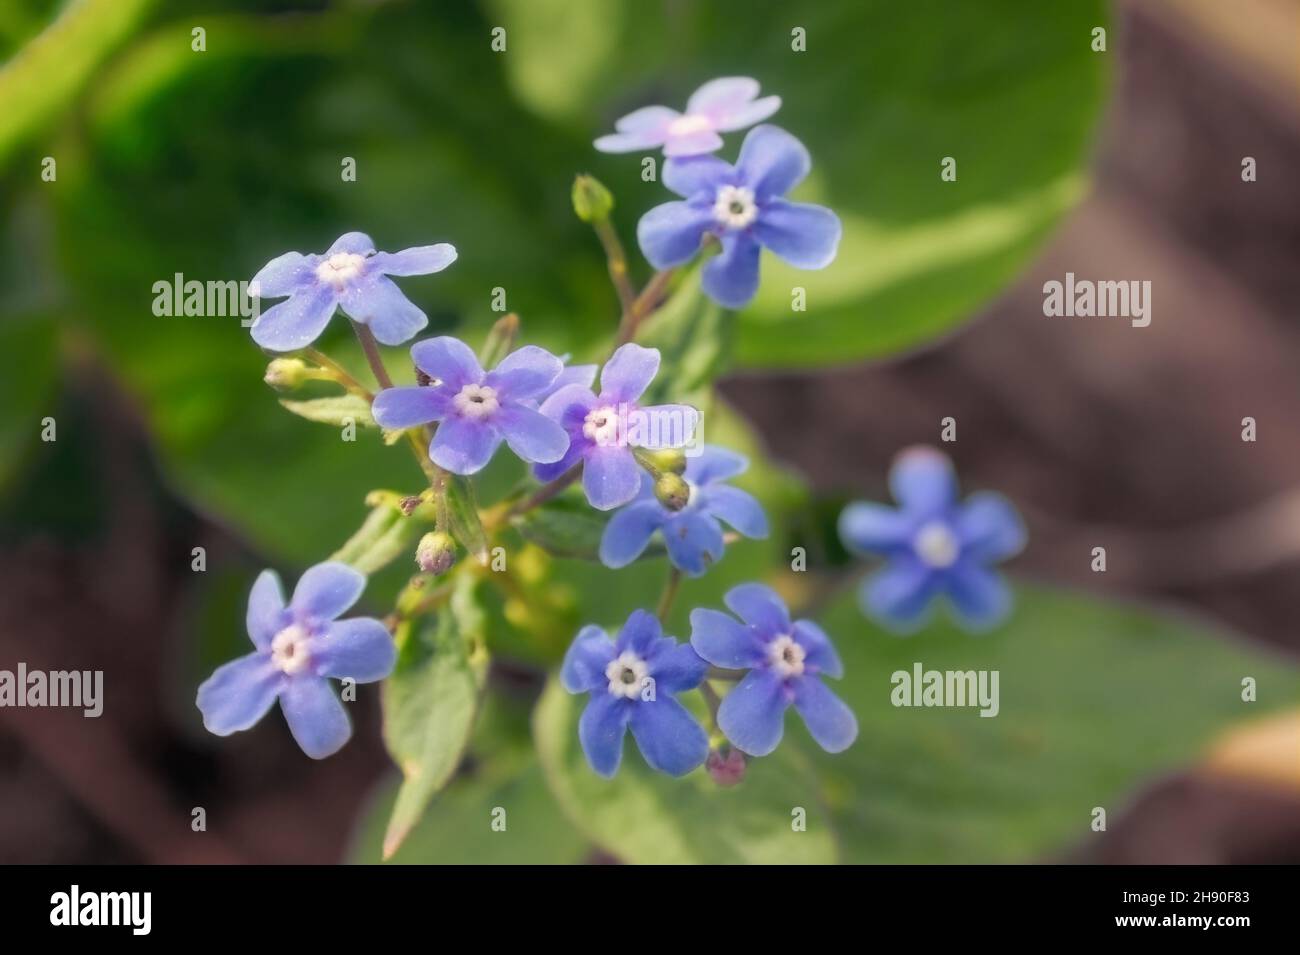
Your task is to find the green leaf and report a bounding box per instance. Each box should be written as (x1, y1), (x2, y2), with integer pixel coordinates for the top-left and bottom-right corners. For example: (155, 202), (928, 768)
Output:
(381, 575), (489, 859)
(445, 473), (489, 566)
(330, 500), (420, 576)
(278, 393), (375, 429)
(809, 581), (1300, 863)
(533, 676), (838, 863)
(513, 488), (609, 560)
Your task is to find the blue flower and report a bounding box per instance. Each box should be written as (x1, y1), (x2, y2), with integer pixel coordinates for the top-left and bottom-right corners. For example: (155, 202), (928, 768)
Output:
(690, 583), (856, 757)
(637, 125), (841, 309)
(371, 337), (571, 475)
(838, 446), (1027, 632)
(249, 232), (456, 352)
(561, 610), (709, 777)
(196, 562), (396, 759)
(599, 445), (768, 576)
(536, 343), (698, 510)
(595, 76), (780, 157)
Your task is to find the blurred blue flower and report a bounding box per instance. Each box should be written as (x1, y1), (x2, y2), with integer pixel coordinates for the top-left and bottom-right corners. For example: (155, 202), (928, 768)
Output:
(536, 343), (698, 510)
(372, 336), (570, 475)
(690, 583), (856, 757)
(196, 562), (395, 759)
(561, 610), (709, 777)
(249, 231), (456, 352)
(839, 446), (1027, 633)
(637, 125), (841, 308)
(599, 445), (768, 576)
(594, 76), (780, 157)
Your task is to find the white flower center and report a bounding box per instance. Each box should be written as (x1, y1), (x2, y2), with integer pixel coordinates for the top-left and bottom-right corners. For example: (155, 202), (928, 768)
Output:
(453, 383), (499, 419)
(583, 405), (622, 447)
(914, 521), (960, 568)
(315, 252), (366, 286)
(605, 651), (649, 699)
(270, 624), (313, 676)
(668, 114), (713, 137)
(767, 635), (806, 678)
(712, 185), (758, 229)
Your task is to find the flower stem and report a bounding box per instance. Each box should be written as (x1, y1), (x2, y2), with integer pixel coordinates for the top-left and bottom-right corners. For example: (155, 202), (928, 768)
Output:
(350, 320), (394, 390)
(699, 680), (722, 731)
(304, 347), (372, 399)
(614, 267), (676, 347)
(492, 464), (582, 527)
(656, 566), (682, 624)
(593, 218), (636, 315)
(706, 666), (741, 682)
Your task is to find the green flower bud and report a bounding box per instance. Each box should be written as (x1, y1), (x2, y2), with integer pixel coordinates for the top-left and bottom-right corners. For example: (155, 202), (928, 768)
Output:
(644, 448), (687, 476)
(654, 472), (691, 512)
(571, 174), (614, 223)
(415, 531), (457, 575)
(264, 357), (310, 389)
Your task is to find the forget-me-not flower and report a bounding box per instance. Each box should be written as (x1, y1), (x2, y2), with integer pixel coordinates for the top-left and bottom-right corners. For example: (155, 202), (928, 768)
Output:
(690, 583), (856, 757)
(249, 232), (456, 352)
(599, 445), (768, 576)
(372, 337), (570, 475)
(196, 562), (396, 759)
(561, 610), (709, 777)
(838, 446), (1027, 632)
(595, 76), (780, 157)
(637, 125), (841, 309)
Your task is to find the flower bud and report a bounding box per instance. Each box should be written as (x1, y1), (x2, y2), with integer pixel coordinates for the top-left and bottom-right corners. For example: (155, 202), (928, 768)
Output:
(653, 472), (690, 511)
(264, 357), (310, 389)
(706, 747), (746, 787)
(571, 174), (614, 223)
(644, 448), (687, 475)
(415, 531), (457, 575)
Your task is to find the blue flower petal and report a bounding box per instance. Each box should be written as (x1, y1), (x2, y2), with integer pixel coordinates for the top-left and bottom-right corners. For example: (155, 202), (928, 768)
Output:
(583, 446), (641, 511)
(862, 559), (938, 632)
(838, 501), (912, 556)
(945, 564), (1012, 631)
(890, 446), (958, 517)
(594, 105), (676, 153)
(600, 343), (660, 404)
(371, 385), (452, 429)
(699, 485), (768, 539)
(633, 403), (699, 450)
(663, 128), (725, 157)
(662, 511), (725, 577)
(637, 200), (714, 269)
(662, 154), (733, 198)
(539, 382), (597, 428)
(753, 198), (841, 269)
(956, 492), (1026, 563)
(327, 232), (375, 256)
(791, 676), (857, 753)
(791, 620), (843, 679)
(717, 668), (788, 756)
(701, 233), (762, 308)
(599, 500), (664, 569)
(340, 275), (427, 346)
(645, 639), (707, 693)
(723, 582), (791, 637)
(370, 243), (456, 276)
(629, 696), (709, 776)
(561, 626), (615, 693)
(196, 653), (282, 736)
(429, 416), (504, 474)
(533, 436), (587, 483)
(250, 287), (337, 352)
(250, 251), (316, 298)
(246, 569), (287, 650)
(578, 693), (632, 777)
(280, 676), (351, 759)
(314, 617), (395, 683)
(410, 336), (484, 391)
(486, 345), (563, 401)
(735, 125), (811, 198)
(495, 405), (569, 465)
(291, 561), (366, 622)
(689, 608), (765, 669)
(684, 445), (748, 485)
(615, 609), (662, 656)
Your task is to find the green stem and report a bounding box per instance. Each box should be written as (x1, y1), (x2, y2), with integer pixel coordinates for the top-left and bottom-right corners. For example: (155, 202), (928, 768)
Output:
(614, 267), (676, 347)
(351, 320), (394, 390)
(304, 347), (372, 399)
(593, 218), (636, 315)
(656, 566), (682, 624)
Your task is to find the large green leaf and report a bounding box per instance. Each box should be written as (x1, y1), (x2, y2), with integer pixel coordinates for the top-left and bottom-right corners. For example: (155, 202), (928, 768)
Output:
(810, 581), (1300, 863)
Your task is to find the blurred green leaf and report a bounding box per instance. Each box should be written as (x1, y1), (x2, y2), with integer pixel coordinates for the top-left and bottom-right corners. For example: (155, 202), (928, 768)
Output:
(278, 392), (375, 429)
(330, 499), (422, 576)
(512, 488), (609, 560)
(637, 269), (732, 406)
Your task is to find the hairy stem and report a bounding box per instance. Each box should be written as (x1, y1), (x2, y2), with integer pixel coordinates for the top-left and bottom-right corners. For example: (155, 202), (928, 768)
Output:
(656, 566), (682, 623)
(350, 319), (394, 390)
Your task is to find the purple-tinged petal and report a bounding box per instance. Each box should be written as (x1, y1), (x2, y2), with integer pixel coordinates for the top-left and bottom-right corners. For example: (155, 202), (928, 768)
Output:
(735, 125), (811, 198)
(196, 653), (282, 735)
(485, 345), (563, 400)
(686, 77), (760, 117)
(599, 500), (664, 569)
(724, 582), (791, 636)
(791, 676), (857, 753)
(538, 383), (597, 426)
(956, 492), (1026, 563)
(663, 155), (733, 198)
(578, 693), (633, 777)
(701, 233), (762, 309)
(754, 199), (841, 269)
(327, 232), (375, 256)
(699, 485), (768, 539)
(370, 243), (457, 276)
(645, 638), (707, 693)
(429, 416), (502, 475)
(594, 105), (676, 152)
(280, 676), (351, 759)
(495, 404), (569, 465)
(533, 437), (587, 483)
(615, 609), (662, 656)
(684, 446), (747, 485)
(561, 626), (615, 693)
(662, 512), (725, 577)
(583, 446), (641, 510)
(945, 564), (1012, 631)
(715, 95), (781, 132)
(629, 696), (709, 775)
(717, 668), (788, 757)
(291, 561), (366, 622)
(371, 385), (452, 430)
(595, 130), (667, 153)
(410, 336), (484, 390)
(246, 569), (287, 650)
(839, 501), (912, 555)
(546, 363), (597, 397)
(313, 617), (395, 683)
(339, 274), (427, 346)
(689, 608), (765, 669)
(663, 128), (725, 157)
(862, 559), (939, 632)
(250, 251), (316, 299)
(615, 104), (679, 133)
(600, 343), (660, 404)
(791, 620), (843, 679)
(890, 446), (958, 517)
(631, 403), (699, 450)
(637, 200), (714, 269)
(250, 287), (337, 352)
